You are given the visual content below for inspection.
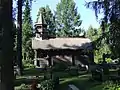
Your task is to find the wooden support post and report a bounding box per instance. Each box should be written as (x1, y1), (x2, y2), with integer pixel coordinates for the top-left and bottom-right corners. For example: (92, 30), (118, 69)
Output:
(48, 55), (52, 66)
(34, 50), (37, 66)
(72, 55), (75, 66)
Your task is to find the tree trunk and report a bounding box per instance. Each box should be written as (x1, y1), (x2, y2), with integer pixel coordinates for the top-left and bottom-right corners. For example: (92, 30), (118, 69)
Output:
(17, 0), (23, 75)
(0, 0), (14, 89)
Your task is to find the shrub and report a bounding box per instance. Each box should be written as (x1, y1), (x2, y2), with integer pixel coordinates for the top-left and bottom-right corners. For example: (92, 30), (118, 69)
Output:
(106, 58), (112, 63)
(103, 81), (120, 90)
(39, 79), (54, 90)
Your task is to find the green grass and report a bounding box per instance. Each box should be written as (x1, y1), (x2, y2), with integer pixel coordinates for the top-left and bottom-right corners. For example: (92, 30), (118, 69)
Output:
(15, 68), (106, 90)
(58, 74), (104, 90)
(15, 68), (45, 89)
(23, 68), (44, 76)
(89, 84), (105, 90)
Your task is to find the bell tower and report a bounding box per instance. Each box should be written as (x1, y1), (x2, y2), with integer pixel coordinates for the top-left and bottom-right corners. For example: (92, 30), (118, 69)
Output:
(34, 13), (48, 40)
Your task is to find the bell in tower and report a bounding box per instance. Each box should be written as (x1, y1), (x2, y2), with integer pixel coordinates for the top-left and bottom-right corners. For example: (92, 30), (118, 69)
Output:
(34, 12), (48, 40)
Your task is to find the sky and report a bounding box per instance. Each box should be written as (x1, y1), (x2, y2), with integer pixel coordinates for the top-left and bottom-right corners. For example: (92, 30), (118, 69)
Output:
(31, 0), (101, 30)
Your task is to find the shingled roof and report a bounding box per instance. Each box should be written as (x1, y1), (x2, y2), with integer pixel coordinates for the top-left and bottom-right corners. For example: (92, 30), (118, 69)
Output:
(32, 37), (93, 50)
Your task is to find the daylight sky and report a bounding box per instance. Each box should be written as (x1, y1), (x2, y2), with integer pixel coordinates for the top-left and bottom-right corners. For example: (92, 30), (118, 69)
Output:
(31, 0), (101, 30)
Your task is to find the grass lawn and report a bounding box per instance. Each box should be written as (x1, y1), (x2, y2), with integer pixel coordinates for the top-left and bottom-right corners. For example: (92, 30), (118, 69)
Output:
(15, 68), (106, 90)
(58, 74), (104, 90)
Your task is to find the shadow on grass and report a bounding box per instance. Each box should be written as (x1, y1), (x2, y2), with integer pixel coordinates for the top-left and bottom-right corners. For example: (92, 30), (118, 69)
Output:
(15, 67), (92, 89)
(23, 68), (44, 76)
(14, 68), (44, 86)
(15, 77), (44, 87)
(54, 70), (88, 79)
(57, 74), (103, 90)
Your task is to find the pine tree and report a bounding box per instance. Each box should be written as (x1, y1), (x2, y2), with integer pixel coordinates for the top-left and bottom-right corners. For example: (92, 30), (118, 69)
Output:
(22, 0), (33, 63)
(86, 25), (111, 63)
(55, 0), (82, 37)
(86, 25), (98, 41)
(86, 0), (120, 58)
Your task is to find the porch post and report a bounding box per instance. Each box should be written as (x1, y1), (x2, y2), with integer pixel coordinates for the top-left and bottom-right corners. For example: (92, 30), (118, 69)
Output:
(72, 55), (75, 66)
(34, 50), (37, 66)
(48, 55), (52, 66)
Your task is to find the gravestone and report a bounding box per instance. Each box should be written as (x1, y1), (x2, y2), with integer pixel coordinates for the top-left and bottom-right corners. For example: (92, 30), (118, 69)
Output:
(92, 66), (103, 81)
(68, 84), (79, 90)
(69, 66), (78, 76)
(101, 61), (109, 81)
(44, 66), (53, 80)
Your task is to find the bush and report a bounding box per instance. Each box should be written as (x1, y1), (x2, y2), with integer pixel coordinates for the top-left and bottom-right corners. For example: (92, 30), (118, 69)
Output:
(106, 58), (112, 63)
(39, 79), (54, 90)
(103, 81), (120, 90)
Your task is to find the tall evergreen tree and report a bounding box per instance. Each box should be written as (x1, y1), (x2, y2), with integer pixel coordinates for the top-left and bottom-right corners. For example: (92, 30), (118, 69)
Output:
(36, 6), (56, 37)
(86, 25), (111, 63)
(86, 0), (120, 58)
(55, 0), (82, 37)
(86, 25), (98, 41)
(22, 0), (33, 62)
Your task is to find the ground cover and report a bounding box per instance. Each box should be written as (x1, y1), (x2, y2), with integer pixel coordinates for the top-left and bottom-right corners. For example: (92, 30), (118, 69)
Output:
(15, 68), (105, 90)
